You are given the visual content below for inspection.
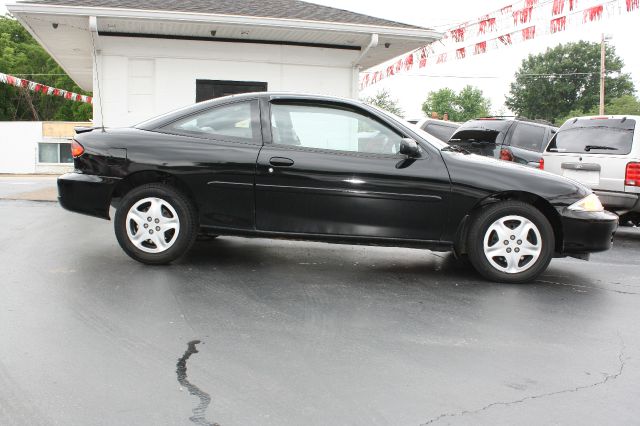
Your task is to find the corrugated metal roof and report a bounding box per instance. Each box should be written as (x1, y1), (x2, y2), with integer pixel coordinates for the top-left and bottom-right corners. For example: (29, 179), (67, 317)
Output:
(18, 0), (427, 29)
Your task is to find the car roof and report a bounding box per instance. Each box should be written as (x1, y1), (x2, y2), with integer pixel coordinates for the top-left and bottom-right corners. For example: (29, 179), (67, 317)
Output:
(565, 115), (640, 121)
(416, 118), (461, 128)
(135, 91), (373, 130)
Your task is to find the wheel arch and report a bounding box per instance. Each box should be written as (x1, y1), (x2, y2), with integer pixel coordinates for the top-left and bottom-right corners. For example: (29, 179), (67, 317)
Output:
(454, 191), (563, 255)
(110, 170), (198, 212)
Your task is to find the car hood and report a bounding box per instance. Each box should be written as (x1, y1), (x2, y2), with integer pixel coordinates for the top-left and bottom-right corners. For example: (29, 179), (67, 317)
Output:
(440, 151), (591, 207)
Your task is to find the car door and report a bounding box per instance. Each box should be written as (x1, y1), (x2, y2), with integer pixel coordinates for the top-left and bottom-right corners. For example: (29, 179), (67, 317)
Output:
(153, 99), (262, 229)
(254, 100), (451, 241)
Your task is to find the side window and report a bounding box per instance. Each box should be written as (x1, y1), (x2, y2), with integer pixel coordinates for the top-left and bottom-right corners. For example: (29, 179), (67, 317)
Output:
(162, 101), (259, 142)
(509, 123), (546, 152)
(270, 103), (403, 155)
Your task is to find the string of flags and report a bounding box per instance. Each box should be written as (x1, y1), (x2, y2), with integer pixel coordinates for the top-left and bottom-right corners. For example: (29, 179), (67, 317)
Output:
(360, 0), (639, 90)
(0, 72), (93, 104)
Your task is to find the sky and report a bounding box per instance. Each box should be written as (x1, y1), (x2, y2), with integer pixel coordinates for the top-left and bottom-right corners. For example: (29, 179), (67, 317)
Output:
(1, 0), (638, 118)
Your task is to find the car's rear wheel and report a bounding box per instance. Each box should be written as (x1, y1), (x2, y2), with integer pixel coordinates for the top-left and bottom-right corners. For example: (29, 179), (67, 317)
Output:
(467, 201), (554, 283)
(114, 184), (198, 264)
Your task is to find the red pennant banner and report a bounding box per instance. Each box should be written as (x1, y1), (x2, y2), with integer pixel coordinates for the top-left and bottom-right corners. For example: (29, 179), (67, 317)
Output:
(403, 53), (414, 71)
(451, 27), (466, 42)
(552, 0), (565, 15)
(522, 25), (536, 40)
(419, 48), (427, 68)
(474, 41), (488, 55)
(359, 0), (632, 90)
(0, 72), (92, 104)
(550, 16), (567, 32)
(583, 5), (603, 22)
(513, 6), (534, 24)
(498, 33), (513, 45)
(478, 17), (497, 34)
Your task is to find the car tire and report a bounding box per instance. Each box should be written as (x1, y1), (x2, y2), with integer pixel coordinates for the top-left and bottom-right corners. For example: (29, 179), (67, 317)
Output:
(467, 201), (554, 283)
(114, 183), (198, 265)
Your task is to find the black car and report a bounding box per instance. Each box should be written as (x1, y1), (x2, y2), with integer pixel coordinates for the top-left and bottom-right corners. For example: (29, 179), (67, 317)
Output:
(448, 117), (557, 167)
(58, 93), (617, 283)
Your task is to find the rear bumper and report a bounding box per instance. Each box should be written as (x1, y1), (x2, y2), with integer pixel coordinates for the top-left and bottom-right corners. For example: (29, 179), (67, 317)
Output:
(560, 208), (618, 254)
(57, 172), (120, 220)
(594, 190), (640, 213)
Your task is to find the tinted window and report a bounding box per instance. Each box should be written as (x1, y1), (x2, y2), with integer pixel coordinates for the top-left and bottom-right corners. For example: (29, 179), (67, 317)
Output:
(270, 103), (403, 155)
(510, 123), (546, 152)
(450, 129), (500, 145)
(547, 118), (635, 155)
(163, 101), (259, 142)
(423, 124), (458, 141)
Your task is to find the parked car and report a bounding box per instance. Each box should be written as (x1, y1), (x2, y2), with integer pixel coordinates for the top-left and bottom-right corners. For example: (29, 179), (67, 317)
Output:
(415, 118), (461, 142)
(58, 93), (617, 283)
(542, 115), (640, 225)
(448, 117), (557, 166)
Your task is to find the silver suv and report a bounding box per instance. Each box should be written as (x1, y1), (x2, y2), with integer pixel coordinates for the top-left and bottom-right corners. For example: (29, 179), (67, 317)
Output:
(542, 115), (639, 224)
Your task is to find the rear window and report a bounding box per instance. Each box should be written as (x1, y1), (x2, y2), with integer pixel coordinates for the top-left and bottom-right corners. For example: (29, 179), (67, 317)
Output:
(450, 129), (500, 145)
(547, 118), (635, 155)
(423, 123), (459, 141)
(509, 123), (547, 152)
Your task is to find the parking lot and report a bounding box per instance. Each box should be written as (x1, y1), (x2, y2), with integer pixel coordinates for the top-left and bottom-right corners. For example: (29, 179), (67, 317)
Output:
(1, 195), (640, 425)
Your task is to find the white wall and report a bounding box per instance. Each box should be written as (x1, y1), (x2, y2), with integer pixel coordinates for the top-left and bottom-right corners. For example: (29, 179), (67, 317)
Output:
(94, 37), (360, 127)
(0, 122), (41, 174)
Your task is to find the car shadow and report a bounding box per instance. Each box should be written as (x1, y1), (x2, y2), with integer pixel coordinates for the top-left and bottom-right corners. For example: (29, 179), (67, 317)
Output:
(181, 237), (606, 296)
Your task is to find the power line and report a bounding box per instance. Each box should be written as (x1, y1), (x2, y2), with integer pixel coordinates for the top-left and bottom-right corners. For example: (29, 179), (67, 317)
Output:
(398, 72), (599, 79)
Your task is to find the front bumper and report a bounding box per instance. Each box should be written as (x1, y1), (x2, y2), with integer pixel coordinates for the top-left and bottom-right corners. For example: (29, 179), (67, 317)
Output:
(560, 208), (618, 254)
(57, 172), (121, 220)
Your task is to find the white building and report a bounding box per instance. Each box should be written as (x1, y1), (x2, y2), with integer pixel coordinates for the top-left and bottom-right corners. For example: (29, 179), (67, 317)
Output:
(0, 121), (90, 174)
(8, 0), (440, 128)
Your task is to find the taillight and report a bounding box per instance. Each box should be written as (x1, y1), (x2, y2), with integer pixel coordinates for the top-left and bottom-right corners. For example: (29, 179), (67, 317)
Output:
(71, 140), (84, 158)
(626, 162), (640, 186)
(499, 148), (514, 161)
(539, 157), (545, 170)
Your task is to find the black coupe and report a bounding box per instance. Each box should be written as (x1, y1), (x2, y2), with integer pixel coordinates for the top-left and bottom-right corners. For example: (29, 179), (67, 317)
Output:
(58, 93), (617, 283)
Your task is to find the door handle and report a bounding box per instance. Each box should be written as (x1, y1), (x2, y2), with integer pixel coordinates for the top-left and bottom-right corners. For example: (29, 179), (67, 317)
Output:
(269, 157), (294, 167)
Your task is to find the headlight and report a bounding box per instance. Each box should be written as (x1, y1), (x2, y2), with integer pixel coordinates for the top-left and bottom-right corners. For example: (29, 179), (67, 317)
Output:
(568, 194), (604, 212)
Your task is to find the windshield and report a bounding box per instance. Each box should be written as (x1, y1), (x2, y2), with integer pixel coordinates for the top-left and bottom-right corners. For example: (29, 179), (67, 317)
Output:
(547, 118), (635, 155)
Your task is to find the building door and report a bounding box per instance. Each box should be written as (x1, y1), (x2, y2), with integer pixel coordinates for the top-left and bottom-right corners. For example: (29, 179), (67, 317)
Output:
(196, 80), (267, 102)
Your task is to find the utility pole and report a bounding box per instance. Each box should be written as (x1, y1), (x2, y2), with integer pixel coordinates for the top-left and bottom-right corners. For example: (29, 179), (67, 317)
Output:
(599, 33), (606, 115)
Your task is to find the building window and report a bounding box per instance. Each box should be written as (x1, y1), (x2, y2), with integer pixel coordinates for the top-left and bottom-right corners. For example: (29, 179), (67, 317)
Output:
(38, 142), (73, 164)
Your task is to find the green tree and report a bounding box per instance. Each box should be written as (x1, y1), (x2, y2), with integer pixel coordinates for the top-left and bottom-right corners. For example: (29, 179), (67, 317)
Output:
(421, 85), (491, 122)
(555, 94), (640, 125)
(361, 89), (404, 116)
(0, 15), (92, 121)
(505, 41), (635, 123)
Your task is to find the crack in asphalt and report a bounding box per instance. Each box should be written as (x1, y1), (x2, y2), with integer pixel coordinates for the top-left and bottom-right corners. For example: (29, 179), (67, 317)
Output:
(176, 340), (219, 426)
(535, 279), (640, 295)
(420, 337), (627, 425)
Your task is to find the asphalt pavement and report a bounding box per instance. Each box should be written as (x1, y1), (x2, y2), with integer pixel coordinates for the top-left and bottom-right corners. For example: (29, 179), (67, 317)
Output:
(1, 199), (639, 425)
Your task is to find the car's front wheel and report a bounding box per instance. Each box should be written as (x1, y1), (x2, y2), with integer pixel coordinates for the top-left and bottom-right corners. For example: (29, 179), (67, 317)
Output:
(467, 201), (554, 283)
(114, 184), (198, 264)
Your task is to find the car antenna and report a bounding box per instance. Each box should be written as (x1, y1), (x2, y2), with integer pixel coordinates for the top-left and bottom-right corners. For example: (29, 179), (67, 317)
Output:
(89, 17), (106, 132)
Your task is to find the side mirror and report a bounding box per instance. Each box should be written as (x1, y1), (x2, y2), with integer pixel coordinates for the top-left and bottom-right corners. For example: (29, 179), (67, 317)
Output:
(399, 138), (420, 157)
